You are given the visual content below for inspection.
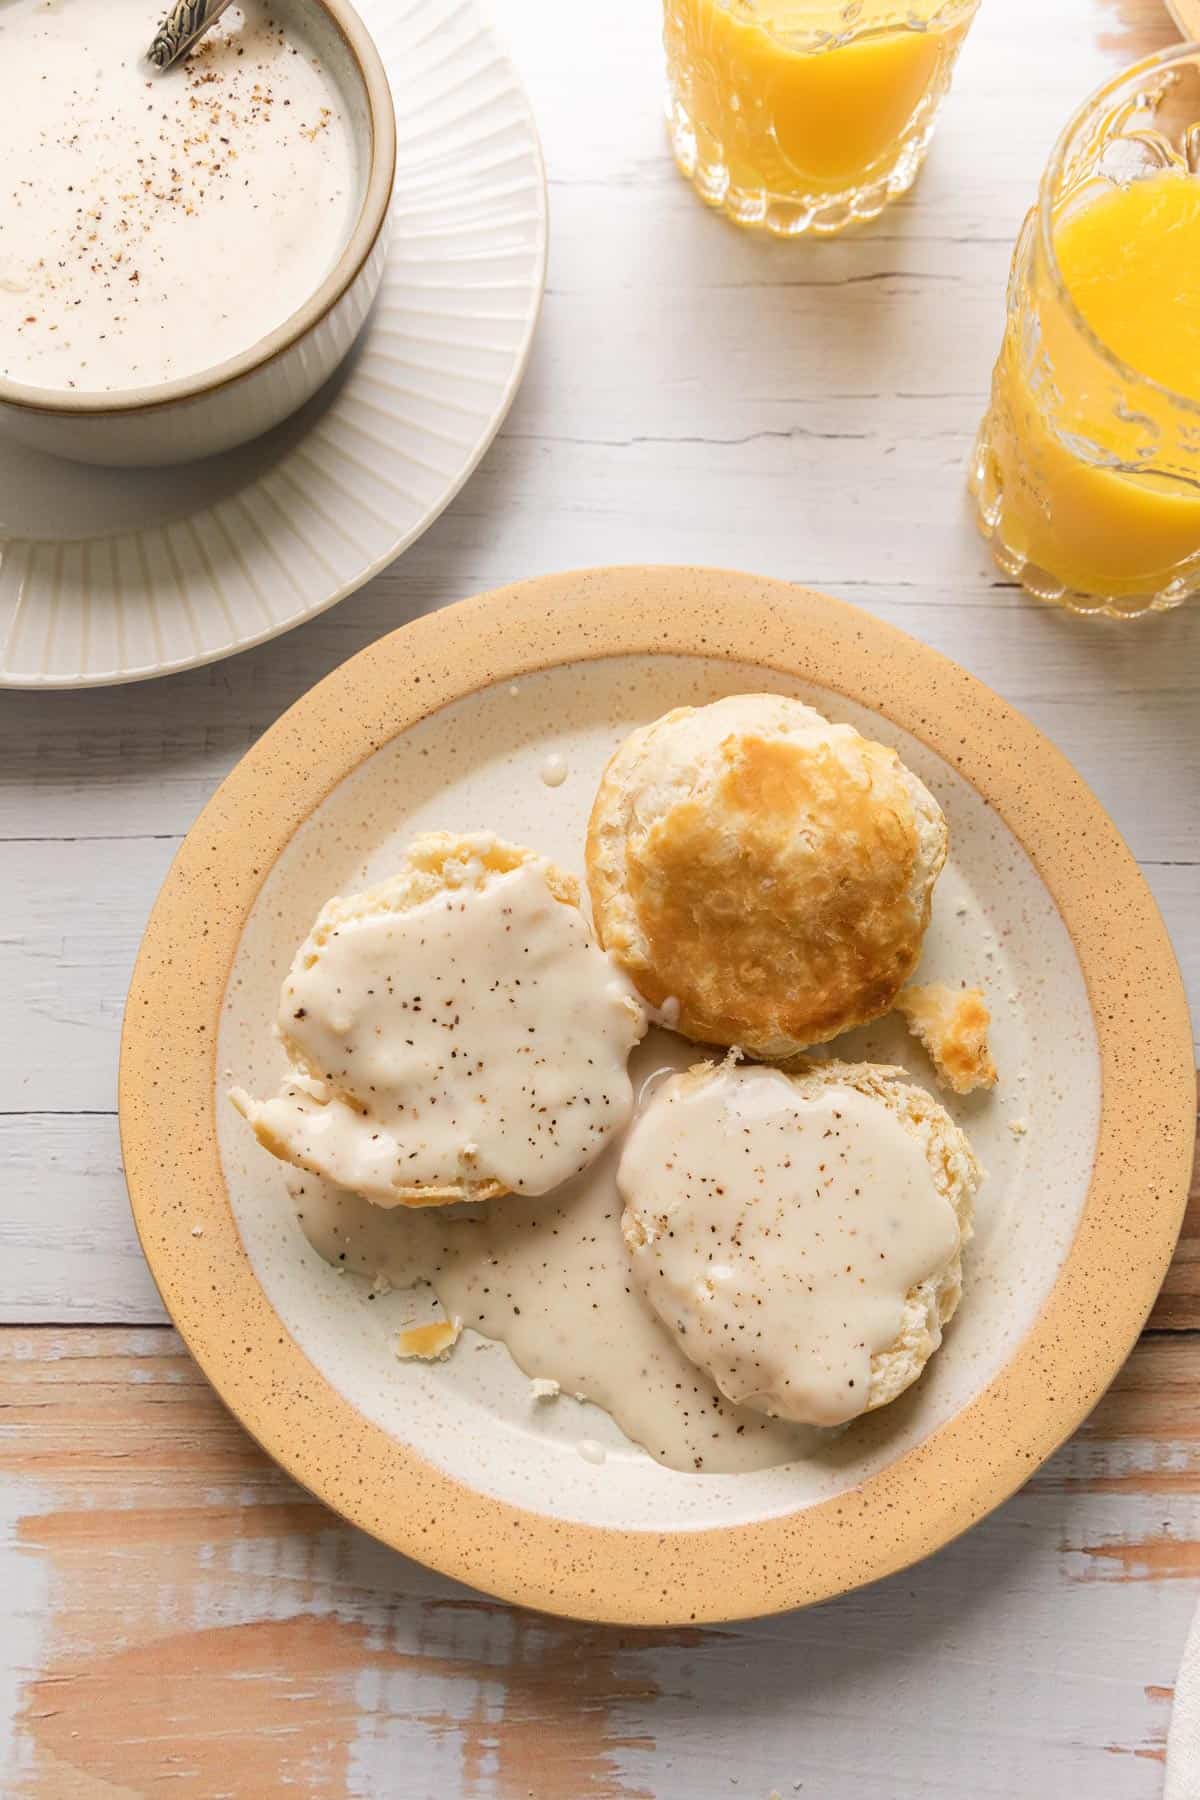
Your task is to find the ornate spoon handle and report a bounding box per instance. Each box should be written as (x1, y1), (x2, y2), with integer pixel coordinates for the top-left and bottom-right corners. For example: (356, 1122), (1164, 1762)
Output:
(148, 0), (236, 70)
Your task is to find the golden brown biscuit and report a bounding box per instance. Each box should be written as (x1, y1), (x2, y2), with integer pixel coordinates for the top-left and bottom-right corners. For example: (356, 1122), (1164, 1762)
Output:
(587, 695), (947, 1057)
(896, 982), (998, 1095)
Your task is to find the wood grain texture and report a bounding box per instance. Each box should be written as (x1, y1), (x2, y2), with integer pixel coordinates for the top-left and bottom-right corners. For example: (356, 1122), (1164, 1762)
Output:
(1151, 1087), (1200, 1330)
(3, 0), (1200, 1791)
(3, 1326), (1198, 1800)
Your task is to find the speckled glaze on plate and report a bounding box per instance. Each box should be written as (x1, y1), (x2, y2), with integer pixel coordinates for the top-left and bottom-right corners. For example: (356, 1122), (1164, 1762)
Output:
(119, 568), (1195, 1624)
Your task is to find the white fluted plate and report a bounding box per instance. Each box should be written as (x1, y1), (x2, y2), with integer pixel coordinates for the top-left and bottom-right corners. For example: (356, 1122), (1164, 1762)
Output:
(0, 0), (546, 688)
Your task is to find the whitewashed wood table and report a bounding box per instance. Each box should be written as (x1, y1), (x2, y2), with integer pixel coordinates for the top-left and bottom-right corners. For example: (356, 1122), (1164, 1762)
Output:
(4, 0), (1199, 1794)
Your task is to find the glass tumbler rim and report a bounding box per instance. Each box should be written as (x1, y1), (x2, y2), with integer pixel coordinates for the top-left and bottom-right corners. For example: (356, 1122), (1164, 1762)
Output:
(694, 0), (978, 56)
(1037, 41), (1200, 419)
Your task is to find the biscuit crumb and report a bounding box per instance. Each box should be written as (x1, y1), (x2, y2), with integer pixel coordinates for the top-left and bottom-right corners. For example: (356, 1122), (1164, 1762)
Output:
(895, 982), (998, 1095)
(396, 1318), (461, 1361)
(530, 1377), (560, 1399)
(1008, 1117), (1029, 1138)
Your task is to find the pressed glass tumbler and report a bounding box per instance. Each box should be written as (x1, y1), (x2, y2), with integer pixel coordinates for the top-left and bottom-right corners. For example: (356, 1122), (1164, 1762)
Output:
(971, 47), (1200, 617)
(663, 0), (979, 235)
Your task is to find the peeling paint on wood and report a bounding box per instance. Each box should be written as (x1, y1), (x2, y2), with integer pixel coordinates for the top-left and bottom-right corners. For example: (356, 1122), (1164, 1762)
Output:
(1151, 1089), (1200, 1330)
(1094, 0), (1180, 56)
(1064, 1536), (1200, 1583)
(3, 1328), (1199, 1798)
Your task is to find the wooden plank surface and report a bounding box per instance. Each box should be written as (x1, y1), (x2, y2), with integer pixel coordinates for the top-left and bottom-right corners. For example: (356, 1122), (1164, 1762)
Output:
(2, 0), (1199, 1793)
(4, 1327), (1199, 1800)
(1152, 1093), (1200, 1329)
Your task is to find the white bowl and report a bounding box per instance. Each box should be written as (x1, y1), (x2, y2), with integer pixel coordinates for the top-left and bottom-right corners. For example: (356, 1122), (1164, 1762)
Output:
(0, 0), (396, 468)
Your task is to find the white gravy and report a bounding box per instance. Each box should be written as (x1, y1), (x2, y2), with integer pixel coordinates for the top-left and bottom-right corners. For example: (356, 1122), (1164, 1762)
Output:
(0, 0), (360, 392)
(619, 1064), (961, 1427)
(235, 858), (647, 1203)
(287, 1033), (815, 1474)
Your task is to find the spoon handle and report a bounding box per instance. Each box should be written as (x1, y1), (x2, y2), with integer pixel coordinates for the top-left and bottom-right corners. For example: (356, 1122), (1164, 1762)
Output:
(148, 0), (236, 70)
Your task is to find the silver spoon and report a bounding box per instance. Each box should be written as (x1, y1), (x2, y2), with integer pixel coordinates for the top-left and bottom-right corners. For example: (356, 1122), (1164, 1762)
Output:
(147, 0), (236, 71)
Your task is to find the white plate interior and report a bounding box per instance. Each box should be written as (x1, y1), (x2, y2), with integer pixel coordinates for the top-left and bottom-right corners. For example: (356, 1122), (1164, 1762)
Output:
(218, 654), (1100, 1532)
(0, 0), (546, 686)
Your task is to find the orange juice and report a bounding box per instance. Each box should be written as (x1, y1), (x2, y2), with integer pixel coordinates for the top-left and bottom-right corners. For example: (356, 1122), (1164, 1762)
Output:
(663, 0), (978, 234)
(972, 49), (1200, 615)
(976, 175), (1200, 607)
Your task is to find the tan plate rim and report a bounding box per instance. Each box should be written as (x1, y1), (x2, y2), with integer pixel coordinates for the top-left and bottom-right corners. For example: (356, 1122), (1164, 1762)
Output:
(119, 567), (1195, 1626)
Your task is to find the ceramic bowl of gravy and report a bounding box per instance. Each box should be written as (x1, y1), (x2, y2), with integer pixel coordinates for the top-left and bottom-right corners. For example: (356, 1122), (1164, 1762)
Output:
(0, 0), (395, 467)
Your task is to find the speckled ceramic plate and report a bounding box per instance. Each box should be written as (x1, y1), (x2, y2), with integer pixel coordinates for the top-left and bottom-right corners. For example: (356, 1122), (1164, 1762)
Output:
(120, 569), (1194, 1624)
(0, 0), (545, 688)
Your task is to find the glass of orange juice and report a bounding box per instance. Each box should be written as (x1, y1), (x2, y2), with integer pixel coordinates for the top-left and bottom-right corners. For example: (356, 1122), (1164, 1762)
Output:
(972, 48), (1200, 617)
(662, 0), (979, 235)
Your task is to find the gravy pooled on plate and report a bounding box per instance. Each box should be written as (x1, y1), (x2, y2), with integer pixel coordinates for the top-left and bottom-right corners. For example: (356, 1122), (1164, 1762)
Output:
(287, 1034), (815, 1473)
